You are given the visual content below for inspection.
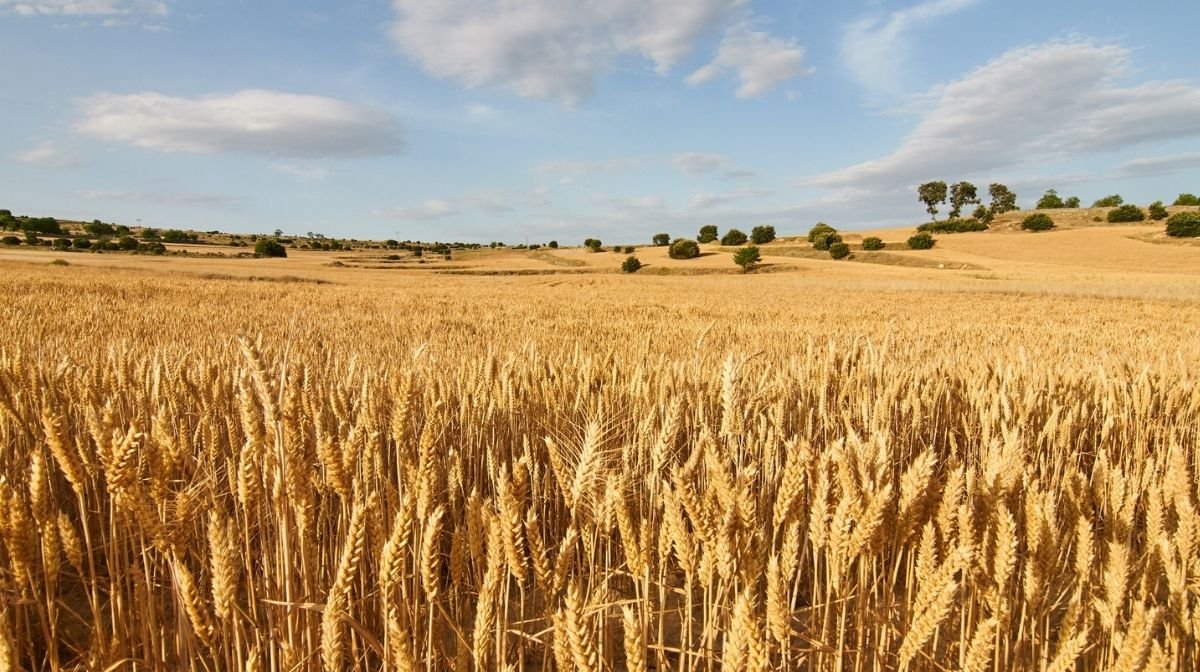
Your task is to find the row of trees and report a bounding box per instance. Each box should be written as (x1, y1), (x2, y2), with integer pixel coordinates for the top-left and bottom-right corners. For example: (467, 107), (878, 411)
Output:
(917, 182), (1018, 223)
(651, 225), (777, 248)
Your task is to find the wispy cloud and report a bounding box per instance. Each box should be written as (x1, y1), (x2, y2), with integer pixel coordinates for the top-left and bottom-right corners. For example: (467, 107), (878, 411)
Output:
(0, 0), (166, 17)
(372, 200), (459, 220)
(14, 141), (81, 168)
(77, 189), (237, 208)
(1116, 152), (1200, 178)
(689, 187), (772, 209)
(686, 23), (812, 98)
(76, 89), (404, 159)
(841, 0), (981, 97)
(673, 153), (730, 174)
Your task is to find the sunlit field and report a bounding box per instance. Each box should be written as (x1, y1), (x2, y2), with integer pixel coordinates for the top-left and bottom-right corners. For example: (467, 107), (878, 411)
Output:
(1, 245), (1199, 670)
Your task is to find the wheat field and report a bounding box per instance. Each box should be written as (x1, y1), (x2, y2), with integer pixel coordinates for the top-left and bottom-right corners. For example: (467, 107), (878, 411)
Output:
(2, 259), (1199, 671)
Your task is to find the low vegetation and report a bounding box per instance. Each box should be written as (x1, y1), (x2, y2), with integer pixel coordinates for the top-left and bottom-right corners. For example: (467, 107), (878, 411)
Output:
(828, 242), (851, 259)
(732, 245), (761, 272)
(917, 218), (988, 234)
(861, 236), (884, 251)
(621, 255), (643, 273)
(1166, 211), (1200, 237)
(1107, 205), (1146, 223)
(721, 229), (748, 246)
(1021, 213), (1056, 231)
(668, 238), (701, 259)
(907, 232), (935, 249)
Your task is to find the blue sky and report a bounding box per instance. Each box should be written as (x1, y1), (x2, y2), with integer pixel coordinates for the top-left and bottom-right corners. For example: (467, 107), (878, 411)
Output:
(3, 0), (1200, 243)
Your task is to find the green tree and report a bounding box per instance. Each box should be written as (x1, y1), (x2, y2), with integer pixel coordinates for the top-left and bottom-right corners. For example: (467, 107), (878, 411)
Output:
(733, 245), (761, 272)
(907, 232), (935, 249)
(721, 229), (748, 246)
(1106, 205), (1145, 223)
(652, 233), (670, 246)
(84, 220), (115, 236)
(621, 256), (642, 273)
(988, 183), (1018, 214)
(117, 236), (139, 250)
(829, 242), (851, 259)
(1064, 196), (1081, 208)
(948, 181), (979, 219)
(1093, 194), (1123, 207)
(1148, 201), (1169, 220)
(1021, 213), (1055, 231)
(862, 237), (884, 251)
(254, 239), (287, 257)
(807, 223), (837, 242)
(750, 225), (776, 244)
(1036, 190), (1065, 209)
(698, 225), (718, 244)
(668, 238), (701, 259)
(917, 181), (948, 220)
(812, 232), (842, 251)
(973, 205), (994, 224)
(548, 240), (559, 248)
(1166, 212), (1200, 237)
(1173, 193), (1199, 206)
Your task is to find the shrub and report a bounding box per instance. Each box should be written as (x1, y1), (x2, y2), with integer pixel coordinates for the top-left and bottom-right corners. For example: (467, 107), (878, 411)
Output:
(812, 232), (842, 251)
(862, 237), (884, 251)
(1173, 193), (1200, 206)
(623, 246), (635, 254)
(668, 238), (701, 259)
(907, 232), (935, 249)
(612, 246), (623, 253)
(1107, 205), (1145, 223)
(829, 242), (851, 259)
(138, 242), (167, 255)
(254, 240), (288, 258)
(698, 225), (718, 244)
(652, 233), (670, 246)
(750, 225), (776, 244)
(84, 220), (116, 236)
(1064, 197), (1081, 208)
(1166, 211), (1200, 237)
(73, 238), (92, 249)
(1036, 189), (1065, 209)
(23, 217), (63, 235)
(162, 229), (193, 243)
(548, 240), (559, 249)
(733, 245), (761, 272)
(141, 228), (161, 239)
(53, 238), (71, 249)
(118, 236), (140, 251)
(973, 205), (994, 224)
(584, 238), (602, 252)
(1021, 213), (1055, 231)
(1093, 194), (1123, 208)
(49, 258), (69, 266)
(917, 218), (988, 233)
(1, 236), (20, 246)
(621, 256), (643, 273)
(808, 222), (837, 242)
(721, 229), (748, 246)
(1148, 201), (1169, 220)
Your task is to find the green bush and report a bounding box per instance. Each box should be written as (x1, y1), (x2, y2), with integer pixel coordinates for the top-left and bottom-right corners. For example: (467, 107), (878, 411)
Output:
(1173, 193), (1199, 206)
(49, 258), (69, 266)
(621, 256), (642, 273)
(917, 218), (988, 233)
(973, 205), (994, 224)
(1036, 190), (1065, 209)
(812, 232), (842, 251)
(829, 242), (851, 259)
(652, 233), (670, 246)
(907, 232), (935, 250)
(73, 238), (92, 249)
(548, 240), (558, 248)
(862, 237), (884, 251)
(584, 238), (602, 252)
(1093, 194), (1124, 207)
(733, 245), (761, 272)
(668, 238), (701, 259)
(623, 246), (635, 254)
(1166, 212), (1200, 237)
(1021, 213), (1055, 231)
(118, 236), (139, 250)
(721, 229), (748, 246)
(138, 242), (167, 255)
(807, 222), (837, 242)
(254, 240), (287, 257)
(750, 225), (776, 244)
(612, 246), (623, 253)
(1, 236), (20, 246)
(1107, 205), (1145, 223)
(53, 238), (72, 249)
(1064, 197), (1081, 208)
(141, 227), (160, 240)
(1148, 201), (1169, 221)
(698, 225), (718, 244)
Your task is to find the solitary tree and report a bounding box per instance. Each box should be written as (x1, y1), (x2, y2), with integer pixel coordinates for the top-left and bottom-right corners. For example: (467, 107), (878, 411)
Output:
(1064, 196), (1081, 208)
(698, 225), (719, 244)
(1093, 194), (1123, 208)
(750, 225), (776, 244)
(1148, 201), (1169, 220)
(988, 183), (1018, 214)
(918, 181), (948, 220)
(721, 229), (748, 246)
(808, 222), (837, 242)
(1036, 189), (1065, 209)
(621, 256), (642, 273)
(733, 245), (761, 272)
(652, 233), (670, 246)
(254, 239), (287, 257)
(1173, 193), (1200, 206)
(668, 238), (701, 259)
(948, 181), (979, 219)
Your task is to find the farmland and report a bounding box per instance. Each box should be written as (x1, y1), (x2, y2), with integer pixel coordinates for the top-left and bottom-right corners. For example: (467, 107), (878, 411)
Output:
(1, 219), (1199, 670)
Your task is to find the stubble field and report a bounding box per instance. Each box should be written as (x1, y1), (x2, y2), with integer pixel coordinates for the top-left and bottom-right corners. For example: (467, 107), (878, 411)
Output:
(1, 223), (1199, 671)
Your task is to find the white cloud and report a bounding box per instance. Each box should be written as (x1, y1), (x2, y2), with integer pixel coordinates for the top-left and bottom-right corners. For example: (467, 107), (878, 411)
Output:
(271, 162), (330, 181)
(598, 195), (664, 211)
(76, 89), (404, 159)
(389, 0), (762, 105)
(14, 141), (81, 168)
(673, 153), (729, 174)
(810, 40), (1200, 192)
(373, 200), (459, 220)
(686, 23), (812, 98)
(77, 189), (236, 208)
(528, 185), (551, 207)
(841, 0), (980, 96)
(538, 157), (643, 177)
(690, 187), (772, 209)
(1116, 153), (1200, 179)
(0, 0), (165, 17)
